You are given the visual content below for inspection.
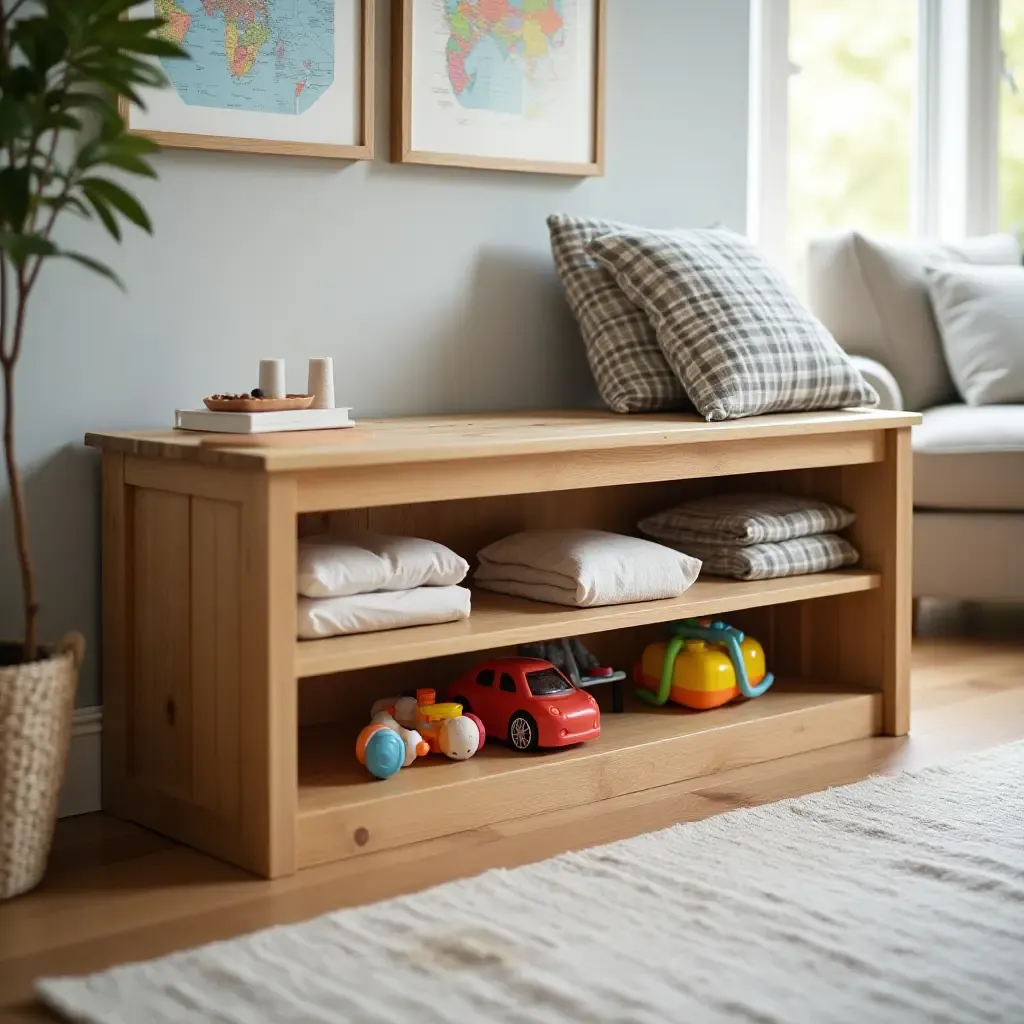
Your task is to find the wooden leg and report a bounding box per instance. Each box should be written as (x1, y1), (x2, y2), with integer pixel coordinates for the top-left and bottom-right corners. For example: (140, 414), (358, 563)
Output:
(101, 452), (129, 813)
(239, 474), (299, 878)
(790, 429), (913, 737)
(881, 429), (913, 736)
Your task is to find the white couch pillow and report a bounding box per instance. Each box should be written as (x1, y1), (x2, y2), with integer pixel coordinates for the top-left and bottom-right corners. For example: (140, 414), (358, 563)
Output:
(297, 532), (468, 598)
(808, 231), (1021, 410)
(926, 263), (1024, 405)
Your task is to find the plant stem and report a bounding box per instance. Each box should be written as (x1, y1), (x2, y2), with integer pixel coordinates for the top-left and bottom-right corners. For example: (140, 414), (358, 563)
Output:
(1, 340), (37, 665)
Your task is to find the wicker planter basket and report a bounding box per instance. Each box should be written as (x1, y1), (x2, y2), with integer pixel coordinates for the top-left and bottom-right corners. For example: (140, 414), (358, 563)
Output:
(0, 634), (83, 900)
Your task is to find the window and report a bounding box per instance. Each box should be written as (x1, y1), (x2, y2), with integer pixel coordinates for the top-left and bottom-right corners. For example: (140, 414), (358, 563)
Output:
(787, 0), (917, 283)
(1001, 0), (1024, 229)
(499, 673), (517, 694)
(750, 1), (1012, 281)
(475, 669), (494, 688)
(526, 668), (574, 697)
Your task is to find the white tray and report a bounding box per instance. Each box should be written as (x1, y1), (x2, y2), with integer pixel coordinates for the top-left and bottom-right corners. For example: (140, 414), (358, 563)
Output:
(175, 407), (354, 434)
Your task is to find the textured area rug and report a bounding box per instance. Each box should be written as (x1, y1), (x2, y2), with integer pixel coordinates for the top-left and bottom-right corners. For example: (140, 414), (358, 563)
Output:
(40, 743), (1024, 1024)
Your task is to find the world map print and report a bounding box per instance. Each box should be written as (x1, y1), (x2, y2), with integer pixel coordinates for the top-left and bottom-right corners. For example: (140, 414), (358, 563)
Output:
(155, 0), (334, 115)
(444, 0), (566, 117)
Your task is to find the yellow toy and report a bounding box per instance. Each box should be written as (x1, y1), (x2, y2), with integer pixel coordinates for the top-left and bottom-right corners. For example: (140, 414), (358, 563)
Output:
(634, 619), (774, 710)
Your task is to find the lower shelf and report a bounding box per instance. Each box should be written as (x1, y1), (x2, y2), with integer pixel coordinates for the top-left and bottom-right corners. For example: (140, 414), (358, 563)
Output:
(296, 685), (883, 870)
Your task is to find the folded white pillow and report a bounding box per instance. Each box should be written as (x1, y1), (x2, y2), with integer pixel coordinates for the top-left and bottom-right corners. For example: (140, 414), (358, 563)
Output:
(475, 529), (701, 608)
(297, 586), (471, 640)
(297, 532), (468, 598)
(926, 263), (1024, 405)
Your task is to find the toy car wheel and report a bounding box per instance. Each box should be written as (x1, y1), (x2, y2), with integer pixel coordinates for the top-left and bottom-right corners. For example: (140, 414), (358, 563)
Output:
(451, 695), (472, 715)
(508, 712), (538, 752)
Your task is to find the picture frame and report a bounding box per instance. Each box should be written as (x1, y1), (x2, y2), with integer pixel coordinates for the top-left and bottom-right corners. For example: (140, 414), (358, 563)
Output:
(121, 0), (375, 160)
(392, 0), (605, 177)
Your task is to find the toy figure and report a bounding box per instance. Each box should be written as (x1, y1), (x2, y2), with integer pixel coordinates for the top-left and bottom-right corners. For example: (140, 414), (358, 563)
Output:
(519, 637), (626, 713)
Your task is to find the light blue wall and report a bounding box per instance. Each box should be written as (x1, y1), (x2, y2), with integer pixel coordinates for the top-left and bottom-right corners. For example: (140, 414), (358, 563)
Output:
(0, 0), (750, 705)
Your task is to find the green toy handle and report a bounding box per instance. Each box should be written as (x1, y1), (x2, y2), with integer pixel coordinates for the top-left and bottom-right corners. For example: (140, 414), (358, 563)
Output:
(635, 634), (685, 707)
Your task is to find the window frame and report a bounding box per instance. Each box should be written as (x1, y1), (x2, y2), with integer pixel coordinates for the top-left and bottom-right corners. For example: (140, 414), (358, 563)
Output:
(747, 0), (1005, 266)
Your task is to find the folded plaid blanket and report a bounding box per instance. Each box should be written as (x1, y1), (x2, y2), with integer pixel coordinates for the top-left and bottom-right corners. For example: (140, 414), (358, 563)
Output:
(656, 533), (859, 582)
(639, 492), (855, 549)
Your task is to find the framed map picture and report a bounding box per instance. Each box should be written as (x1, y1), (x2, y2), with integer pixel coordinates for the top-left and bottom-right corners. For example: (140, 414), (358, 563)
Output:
(393, 0), (605, 176)
(122, 0), (374, 159)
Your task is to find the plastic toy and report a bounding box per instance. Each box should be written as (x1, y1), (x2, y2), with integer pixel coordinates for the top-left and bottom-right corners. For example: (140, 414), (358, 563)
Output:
(413, 689), (485, 760)
(635, 619), (774, 710)
(358, 690), (483, 779)
(448, 658), (601, 752)
(356, 707), (430, 780)
(519, 638), (626, 712)
(371, 694), (418, 730)
(356, 724), (410, 781)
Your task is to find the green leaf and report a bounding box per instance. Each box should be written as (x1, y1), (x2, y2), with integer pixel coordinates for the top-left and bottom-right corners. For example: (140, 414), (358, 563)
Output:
(40, 111), (83, 132)
(41, 194), (91, 218)
(0, 98), (32, 144)
(12, 17), (70, 75)
(3, 66), (44, 100)
(111, 133), (160, 156)
(0, 167), (31, 230)
(60, 251), (125, 291)
(95, 152), (158, 179)
(83, 191), (122, 241)
(0, 231), (59, 268)
(80, 177), (151, 233)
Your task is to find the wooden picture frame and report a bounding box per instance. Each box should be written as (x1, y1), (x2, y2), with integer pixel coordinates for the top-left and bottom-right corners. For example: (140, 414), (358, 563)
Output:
(392, 0), (605, 176)
(121, 0), (375, 160)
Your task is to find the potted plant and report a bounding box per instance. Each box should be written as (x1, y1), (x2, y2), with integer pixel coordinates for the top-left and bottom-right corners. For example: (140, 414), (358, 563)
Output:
(0, 0), (184, 899)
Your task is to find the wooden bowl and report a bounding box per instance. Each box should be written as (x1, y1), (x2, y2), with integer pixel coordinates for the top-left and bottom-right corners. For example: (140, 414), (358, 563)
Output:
(203, 394), (315, 413)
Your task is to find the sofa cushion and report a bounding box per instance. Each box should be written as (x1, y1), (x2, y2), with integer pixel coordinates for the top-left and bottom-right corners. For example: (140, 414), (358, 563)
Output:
(926, 263), (1024, 405)
(546, 214), (689, 413)
(913, 404), (1024, 511)
(808, 232), (1021, 411)
(588, 227), (877, 421)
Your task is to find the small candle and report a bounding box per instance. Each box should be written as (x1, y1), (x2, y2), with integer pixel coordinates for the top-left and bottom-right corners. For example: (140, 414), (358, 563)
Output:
(307, 357), (335, 410)
(259, 359), (286, 399)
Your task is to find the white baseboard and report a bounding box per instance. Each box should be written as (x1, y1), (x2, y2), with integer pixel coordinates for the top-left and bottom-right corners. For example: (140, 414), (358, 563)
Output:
(59, 706), (102, 818)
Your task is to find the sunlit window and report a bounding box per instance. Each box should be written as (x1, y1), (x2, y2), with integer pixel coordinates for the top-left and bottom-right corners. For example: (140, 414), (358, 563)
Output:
(1000, 0), (1024, 230)
(787, 0), (917, 286)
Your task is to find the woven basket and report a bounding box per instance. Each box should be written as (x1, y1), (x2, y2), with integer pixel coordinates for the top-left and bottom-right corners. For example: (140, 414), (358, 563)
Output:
(0, 633), (83, 901)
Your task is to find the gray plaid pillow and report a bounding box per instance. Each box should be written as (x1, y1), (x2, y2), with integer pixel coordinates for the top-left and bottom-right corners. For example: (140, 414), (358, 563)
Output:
(655, 534), (860, 582)
(639, 493), (855, 548)
(587, 227), (879, 421)
(547, 214), (689, 413)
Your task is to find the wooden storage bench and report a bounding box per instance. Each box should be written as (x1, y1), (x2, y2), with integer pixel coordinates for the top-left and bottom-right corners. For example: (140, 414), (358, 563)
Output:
(87, 409), (919, 879)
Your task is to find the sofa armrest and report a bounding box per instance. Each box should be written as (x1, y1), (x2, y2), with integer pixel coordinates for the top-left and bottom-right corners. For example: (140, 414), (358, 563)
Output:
(851, 356), (905, 411)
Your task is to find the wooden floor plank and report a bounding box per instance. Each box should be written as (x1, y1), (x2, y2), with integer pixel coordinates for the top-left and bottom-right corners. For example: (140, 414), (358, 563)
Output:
(1, 622), (1022, 1019)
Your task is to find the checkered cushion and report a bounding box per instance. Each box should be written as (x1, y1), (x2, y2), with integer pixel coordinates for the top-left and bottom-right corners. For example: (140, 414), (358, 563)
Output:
(638, 493), (855, 549)
(547, 214), (689, 413)
(587, 227), (879, 421)
(653, 534), (860, 582)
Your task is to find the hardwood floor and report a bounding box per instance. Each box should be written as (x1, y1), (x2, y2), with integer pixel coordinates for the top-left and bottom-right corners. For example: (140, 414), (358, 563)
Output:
(1, 616), (1022, 1022)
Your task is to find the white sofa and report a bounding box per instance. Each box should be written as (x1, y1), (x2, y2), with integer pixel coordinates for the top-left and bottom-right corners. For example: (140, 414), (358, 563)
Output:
(808, 231), (1024, 602)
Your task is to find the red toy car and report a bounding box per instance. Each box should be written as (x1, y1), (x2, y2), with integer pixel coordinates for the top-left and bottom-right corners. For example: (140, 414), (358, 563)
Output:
(448, 658), (601, 752)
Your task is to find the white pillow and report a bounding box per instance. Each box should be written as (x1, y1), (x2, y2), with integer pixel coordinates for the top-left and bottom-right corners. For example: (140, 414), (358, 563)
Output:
(297, 532), (468, 598)
(926, 263), (1024, 405)
(475, 529), (701, 607)
(808, 231), (1021, 410)
(297, 586), (471, 640)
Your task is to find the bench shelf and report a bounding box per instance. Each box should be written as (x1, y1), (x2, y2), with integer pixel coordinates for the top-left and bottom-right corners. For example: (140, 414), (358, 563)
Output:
(88, 409), (918, 879)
